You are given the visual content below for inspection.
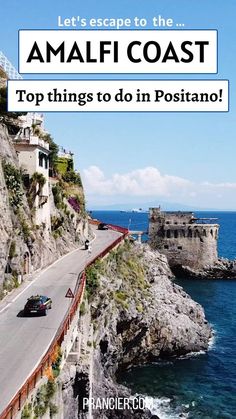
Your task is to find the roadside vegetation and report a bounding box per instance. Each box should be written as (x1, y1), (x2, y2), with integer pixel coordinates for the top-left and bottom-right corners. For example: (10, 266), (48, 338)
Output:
(3, 161), (24, 211)
(85, 259), (104, 301)
(85, 240), (150, 313)
(21, 380), (58, 419)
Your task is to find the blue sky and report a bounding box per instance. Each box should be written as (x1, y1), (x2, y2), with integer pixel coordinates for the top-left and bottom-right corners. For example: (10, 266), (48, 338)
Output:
(1, 0), (236, 209)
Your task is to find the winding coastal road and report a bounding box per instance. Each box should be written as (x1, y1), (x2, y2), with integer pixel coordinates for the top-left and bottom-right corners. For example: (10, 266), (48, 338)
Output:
(0, 227), (123, 413)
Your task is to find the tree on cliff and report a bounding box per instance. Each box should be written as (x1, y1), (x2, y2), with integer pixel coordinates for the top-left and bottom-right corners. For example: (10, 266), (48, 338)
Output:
(0, 86), (26, 132)
(42, 133), (59, 177)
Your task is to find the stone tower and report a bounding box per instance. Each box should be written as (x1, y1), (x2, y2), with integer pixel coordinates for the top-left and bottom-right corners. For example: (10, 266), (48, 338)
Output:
(148, 207), (219, 269)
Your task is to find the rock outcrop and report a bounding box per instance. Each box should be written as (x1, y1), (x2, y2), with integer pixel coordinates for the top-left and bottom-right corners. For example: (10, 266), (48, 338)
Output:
(61, 242), (212, 419)
(93, 243), (211, 366)
(173, 258), (236, 279)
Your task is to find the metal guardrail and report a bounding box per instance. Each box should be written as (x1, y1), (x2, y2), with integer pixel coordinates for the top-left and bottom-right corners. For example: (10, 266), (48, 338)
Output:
(89, 219), (129, 236)
(0, 223), (128, 419)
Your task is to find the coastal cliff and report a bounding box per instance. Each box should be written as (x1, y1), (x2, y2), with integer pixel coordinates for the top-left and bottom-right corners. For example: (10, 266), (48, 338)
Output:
(0, 122), (88, 294)
(0, 102), (214, 419)
(60, 242), (212, 419)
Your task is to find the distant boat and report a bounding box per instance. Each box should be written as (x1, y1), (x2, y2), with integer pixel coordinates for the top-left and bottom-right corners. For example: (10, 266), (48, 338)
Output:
(131, 208), (148, 213)
(119, 208), (148, 213)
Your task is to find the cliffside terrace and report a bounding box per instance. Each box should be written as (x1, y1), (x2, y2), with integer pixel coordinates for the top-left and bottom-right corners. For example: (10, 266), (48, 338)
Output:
(10, 134), (50, 150)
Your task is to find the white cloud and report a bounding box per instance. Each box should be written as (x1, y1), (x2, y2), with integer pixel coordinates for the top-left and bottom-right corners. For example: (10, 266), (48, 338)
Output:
(202, 181), (236, 189)
(83, 166), (191, 197)
(82, 165), (236, 209)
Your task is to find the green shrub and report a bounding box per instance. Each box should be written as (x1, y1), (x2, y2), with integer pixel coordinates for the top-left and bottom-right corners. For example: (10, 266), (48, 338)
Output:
(21, 403), (32, 419)
(47, 135), (59, 173)
(27, 172), (46, 208)
(51, 215), (64, 231)
(54, 157), (69, 175)
(0, 86), (26, 127)
(113, 290), (129, 309)
(80, 301), (86, 315)
(3, 275), (19, 293)
(9, 241), (16, 259)
(52, 229), (62, 239)
(86, 266), (100, 301)
(21, 221), (30, 240)
(62, 170), (82, 186)
(52, 184), (63, 208)
(85, 259), (104, 300)
(136, 303), (144, 313)
(45, 379), (57, 399)
(33, 379), (57, 418)
(49, 402), (59, 416)
(3, 162), (24, 210)
(0, 287), (4, 301)
(52, 349), (62, 379)
(104, 242), (148, 291)
(114, 290), (128, 301)
(18, 213), (31, 241)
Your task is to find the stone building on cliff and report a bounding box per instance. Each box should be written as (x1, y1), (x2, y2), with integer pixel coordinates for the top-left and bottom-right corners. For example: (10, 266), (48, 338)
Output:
(148, 207), (219, 269)
(0, 53), (51, 231)
(12, 113), (51, 230)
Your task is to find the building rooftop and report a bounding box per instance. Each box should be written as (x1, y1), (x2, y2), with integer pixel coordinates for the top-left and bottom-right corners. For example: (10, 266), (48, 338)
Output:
(57, 147), (74, 159)
(11, 135), (50, 151)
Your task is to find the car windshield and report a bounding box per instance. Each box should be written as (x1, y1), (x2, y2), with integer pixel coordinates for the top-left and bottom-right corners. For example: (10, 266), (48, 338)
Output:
(26, 295), (49, 305)
(27, 299), (41, 305)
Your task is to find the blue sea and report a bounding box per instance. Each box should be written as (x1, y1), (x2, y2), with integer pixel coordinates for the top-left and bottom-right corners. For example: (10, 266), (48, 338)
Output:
(91, 210), (236, 419)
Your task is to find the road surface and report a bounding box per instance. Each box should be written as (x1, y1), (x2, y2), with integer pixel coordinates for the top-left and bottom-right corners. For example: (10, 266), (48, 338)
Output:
(0, 227), (123, 413)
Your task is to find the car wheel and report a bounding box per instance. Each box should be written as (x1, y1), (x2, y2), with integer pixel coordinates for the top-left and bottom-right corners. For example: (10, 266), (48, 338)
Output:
(43, 309), (47, 316)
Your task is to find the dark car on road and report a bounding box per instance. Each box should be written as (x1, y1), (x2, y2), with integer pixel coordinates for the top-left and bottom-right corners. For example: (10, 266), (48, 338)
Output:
(24, 295), (52, 316)
(97, 223), (109, 230)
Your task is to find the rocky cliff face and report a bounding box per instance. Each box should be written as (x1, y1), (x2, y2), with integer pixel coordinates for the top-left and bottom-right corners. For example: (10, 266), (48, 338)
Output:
(0, 123), (24, 283)
(61, 242), (212, 419)
(0, 123), (88, 291)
